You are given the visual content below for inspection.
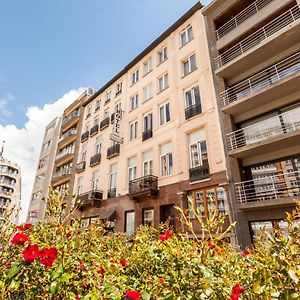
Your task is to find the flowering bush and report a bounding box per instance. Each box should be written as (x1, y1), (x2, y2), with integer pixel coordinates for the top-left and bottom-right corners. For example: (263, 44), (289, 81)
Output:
(0, 189), (299, 299)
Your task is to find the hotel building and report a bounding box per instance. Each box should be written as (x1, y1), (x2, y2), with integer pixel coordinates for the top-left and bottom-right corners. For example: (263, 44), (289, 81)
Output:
(203, 0), (300, 246)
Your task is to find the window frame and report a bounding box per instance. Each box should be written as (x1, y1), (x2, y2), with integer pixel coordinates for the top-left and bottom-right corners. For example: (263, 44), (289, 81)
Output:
(182, 53), (197, 77)
(158, 73), (169, 93)
(180, 25), (194, 47)
(159, 102), (171, 125)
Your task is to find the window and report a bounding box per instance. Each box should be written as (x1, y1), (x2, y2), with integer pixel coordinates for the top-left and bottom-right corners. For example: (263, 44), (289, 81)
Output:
(81, 143), (87, 162)
(125, 211), (135, 236)
(95, 99), (101, 111)
(104, 109), (109, 119)
(106, 91), (111, 103)
(143, 209), (154, 226)
(158, 47), (168, 64)
(143, 57), (152, 75)
(116, 82), (122, 95)
(158, 73), (169, 92)
(85, 122), (90, 132)
(160, 143), (173, 176)
(129, 120), (138, 141)
(189, 130), (208, 168)
(131, 69), (139, 85)
(159, 103), (171, 125)
(77, 177), (83, 195)
(86, 106), (92, 119)
(91, 170), (99, 190)
(128, 157), (137, 183)
(109, 163), (118, 190)
(180, 25), (193, 47)
(130, 94), (139, 111)
(143, 83), (153, 102)
(95, 137), (101, 154)
(143, 151), (153, 176)
(185, 85), (201, 109)
(144, 113), (153, 131)
(182, 54), (197, 76)
(94, 117), (99, 126)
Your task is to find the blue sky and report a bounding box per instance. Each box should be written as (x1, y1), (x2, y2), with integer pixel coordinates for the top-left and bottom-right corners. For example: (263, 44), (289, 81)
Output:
(0, 0), (210, 127)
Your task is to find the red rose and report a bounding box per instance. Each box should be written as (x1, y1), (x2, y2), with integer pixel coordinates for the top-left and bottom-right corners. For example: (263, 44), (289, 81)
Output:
(16, 223), (32, 231)
(125, 290), (142, 300)
(39, 247), (57, 268)
(230, 284), (245, 300)
(159, 230), (172, 241)
(75, 295), (80, 300)
(24, 223), (32, 230)
(11, 232), (28, 245)
(98, 267), (106, 276)
(22, 244), (40, 264)
(120, 258), (128, 267)
(4, 263), (11, 269)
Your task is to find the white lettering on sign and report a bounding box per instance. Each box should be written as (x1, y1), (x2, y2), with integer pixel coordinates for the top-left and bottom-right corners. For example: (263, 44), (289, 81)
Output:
(110, 107), (123, 143)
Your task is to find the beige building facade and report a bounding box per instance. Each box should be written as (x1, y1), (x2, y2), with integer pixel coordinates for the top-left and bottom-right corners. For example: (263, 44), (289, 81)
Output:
(203, 0), (300, 246)
(73, 3), (233, 238)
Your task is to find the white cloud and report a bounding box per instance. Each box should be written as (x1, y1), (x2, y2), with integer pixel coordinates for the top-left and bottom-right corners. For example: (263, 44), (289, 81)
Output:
(0, 93), (15, 118)
(0, 88), (85, 223)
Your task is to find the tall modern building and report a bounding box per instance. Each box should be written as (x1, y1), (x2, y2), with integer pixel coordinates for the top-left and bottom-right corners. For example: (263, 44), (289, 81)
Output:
(72, 2), (233, 239)
(203, 0), (300, 246)
(0, 145), (21, 224)
(27, 117), (61, 223)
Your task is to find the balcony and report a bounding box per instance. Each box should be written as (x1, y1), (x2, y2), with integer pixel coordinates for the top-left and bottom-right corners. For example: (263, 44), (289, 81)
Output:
(76, 161), (86, 173)
(214, 4), (300, 79)
(220, 52), (300, 119)
(90, 124), (99, 137)
(100, 117), (110, 130)
(107, 144), (120, 159)
(52, 169), (71, 181)
(90, 153), (101, 166)
(227, 107), (300, 157)
(189, 164), (210, 182)
(0, 190), (12, 199)
(235, 170), (300, 209)
(81, 130), (89, 142)
(61, 110), (80, 131)
(58, 129), (77, 148)
(185, 103), (202, 120)
(56, 149), (74, 165)
(128, 175), (159, 201)
(142, 129), (153, 142)
(77, 190), (103, 210)
(107, 188), (116, 199)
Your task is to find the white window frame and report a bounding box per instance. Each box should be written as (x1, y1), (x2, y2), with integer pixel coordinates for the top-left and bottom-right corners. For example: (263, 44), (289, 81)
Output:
(184, 85), (201, 108)
(95, 137), (101, 154)
(159, 102), (171, 125)
(116, 82), (122, 95)
(144, 112), (153, 131)
(143, 57), (152, 76)
(104, 109), (109, 119)
(158, 47), (168, 65)
(125, 211), (135, 237)
(182, 53), (197, 76)
(143, 159), (153, 176)
(131, 69), (139, 85)
(129, 120), (138, 141)
(106, 91), (111, 102)
(86, 106), (92, 118)
(143, 209), (154, 227)
(95, 99), (101, 111)
(158, 73), (169, 92)
(160, 152), (173, 176)
(189, 140), (208, 168)
(109, 164), (117, 190)
(180, 25), (193, 47)
(130, 94), (139, 111)
(91, 171), (99, 190)
(143, 83), (153, 102)
(128, 164), (137, 183)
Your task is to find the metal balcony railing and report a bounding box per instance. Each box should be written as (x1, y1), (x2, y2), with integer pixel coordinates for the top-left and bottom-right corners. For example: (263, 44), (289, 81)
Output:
(107, 188), (117, 199)
(90, 153), (101, 166)
(52, 169), (72, 180)
(220, 51), (300, 106)
(129, 175), (158, 194)
(100, 117), (110, 130)
(76, 161), (86, 173)
(81, 130), (89, 142)
(142, 129), (153, 141)
(215, 0), (274, 40)
(78, 190), (103, 202)
(56, 148), (75, 160)
(90, 124), (99, 136)
(189, 164), (210, 182)
(107, 144), (120, 159)
(62, 110), (80, 126)
(185, 103), (202, 120)
(59, 129), (77, 143)
(215, 4), (300, 69)
(235, 170), (300, 203)
(227, 106), (300, 151)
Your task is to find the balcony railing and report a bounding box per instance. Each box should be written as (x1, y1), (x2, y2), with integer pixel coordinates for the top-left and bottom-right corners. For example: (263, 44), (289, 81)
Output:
(107, 188), (116, 199)
(215, 0), (274, 40)
(56, 148), (75, 160)
(90, 153), (101, 166)
(52, 169), (72, 180)
(78, 190), (103, 202)
(142, 129), (153, 142)
(107, 144), (120, 159)
(81, 130), (89, 142)
(220, 51), (300, 106)
(100, 117), (110, 130)
(189, 164), (210, 182)
(235, 170), (300, 203)
(0, 190), (12, 198)
(129, 175), (158, 194)
(214, 4), (300, 69)
(62, 110), (80, 126)
(90, 124), (99, 136)
(59, 129), (77, 143)
(227, 106), (300, 151)
(185, 103), (202, 120)
(76, 161), (86, 173)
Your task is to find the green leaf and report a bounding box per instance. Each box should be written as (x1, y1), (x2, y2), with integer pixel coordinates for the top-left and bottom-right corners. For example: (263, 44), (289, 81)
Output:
(50, 281), (59, 295)
(8, 265), (20, 279)
(142, 291), (151, 300)
(253, 281), (264, 294)
(59, 273), (72, 282)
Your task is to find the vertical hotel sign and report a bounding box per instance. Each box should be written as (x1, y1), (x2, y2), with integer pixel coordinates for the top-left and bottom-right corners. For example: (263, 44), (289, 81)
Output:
(110, 106), (123, 143)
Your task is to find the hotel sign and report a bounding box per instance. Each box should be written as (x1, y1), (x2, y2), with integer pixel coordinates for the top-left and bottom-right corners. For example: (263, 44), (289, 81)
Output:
(110, 107), (123, 143)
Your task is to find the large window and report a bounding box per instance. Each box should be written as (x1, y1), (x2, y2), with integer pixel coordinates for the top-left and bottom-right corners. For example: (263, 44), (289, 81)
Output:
(143, 83), (153, 102)
(160, 143), (173, 176)
(95, 137), (101, 154)
(144, 113), (153, 131)
(128, 157), (137, 183)
(182, 54), (197, 76)
(116, 82), (122, 95)
(77, 177), (83, 195)
(143, 151), (153, 176)
(159, 102), (171, 125)
(185, 85), (201, 108)
(129, 120), (138, 141)
(91, 170), (99, 190)
(81, 143), (87, 162)
(143, 57), (152, 76)
(109, 163), (118, 190)
(131, 69), (139, 85)
(189, 130), (208, 168)
(158, 47), (168, 65)
(158, 73), (169, 92)
(180, 25), (193, 47)
(130, 94), (139, 111)
(125, 211), (135, 236)
(143, 209), (154, 226)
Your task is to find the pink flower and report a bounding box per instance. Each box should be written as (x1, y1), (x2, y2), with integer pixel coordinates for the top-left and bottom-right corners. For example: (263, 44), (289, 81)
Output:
(11, 233), (28, 245)
(159, 230), (172, 241)
(125, 290), (142, 300)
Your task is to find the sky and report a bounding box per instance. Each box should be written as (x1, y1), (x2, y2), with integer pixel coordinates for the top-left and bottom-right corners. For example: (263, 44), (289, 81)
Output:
(0, 0), (211, 222)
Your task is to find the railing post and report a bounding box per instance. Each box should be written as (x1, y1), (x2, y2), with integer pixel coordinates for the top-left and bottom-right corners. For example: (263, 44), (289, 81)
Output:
(271, 176), (278, 199)
(274, 65), (280, 81)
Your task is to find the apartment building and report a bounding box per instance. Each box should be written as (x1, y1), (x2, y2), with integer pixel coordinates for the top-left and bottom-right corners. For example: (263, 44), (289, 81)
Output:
(0, 148), (21, 224)
(27, 117), (61, 223)
(203, 0), (300, 246)
(73, 2), (234, 239)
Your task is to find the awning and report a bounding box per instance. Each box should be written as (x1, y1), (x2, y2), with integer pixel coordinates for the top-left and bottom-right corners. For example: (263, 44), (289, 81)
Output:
(99, 208), (116, 221)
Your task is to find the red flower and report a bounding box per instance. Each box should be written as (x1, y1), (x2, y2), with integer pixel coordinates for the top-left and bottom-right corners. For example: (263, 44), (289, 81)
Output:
(75, 295), (80, 300)
(4, 263), (11, 269)
(22, 244), (40, 264)
(208, 242), (215, 250)
(120, 258), (129, 267)
(159, 230), (172, 241)
(39, 247), (57, 268)
(16, 223), (32, 231)
(11, 232), (28, 245)
(125, 290), (142, 300)
(24, 223), (32, 230)
(98, 267), (106, 276)
(66, 230), (72, 238)
(229, 284), (245, 300)
(78, 263), (86, 271)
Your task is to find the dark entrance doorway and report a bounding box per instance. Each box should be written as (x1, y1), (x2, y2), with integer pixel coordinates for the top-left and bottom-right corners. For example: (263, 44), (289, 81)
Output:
(160, 204), (176, 230)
